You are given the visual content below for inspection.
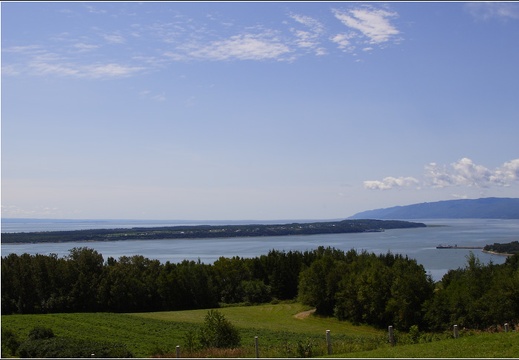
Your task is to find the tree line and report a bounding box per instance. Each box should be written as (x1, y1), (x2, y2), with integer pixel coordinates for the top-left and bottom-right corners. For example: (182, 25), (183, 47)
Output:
(2, 246), (518, 331)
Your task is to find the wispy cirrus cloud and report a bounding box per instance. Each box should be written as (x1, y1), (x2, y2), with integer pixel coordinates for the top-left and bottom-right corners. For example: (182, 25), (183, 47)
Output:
(2, 4), (403, 79)
(4, 48), (145, 78)
(332, 6), (400, 50)
(289, 13), (327, 55)
(73, 42), (99, 52)
(102, 33), (126, 44)
(465, 2), (519, 21)
(365, 158), (519, 190)
(84, 63), (144, 78)
(182, 33), (292, 61)
(330, 33), (354, 51)
(3, 42), (145, 78)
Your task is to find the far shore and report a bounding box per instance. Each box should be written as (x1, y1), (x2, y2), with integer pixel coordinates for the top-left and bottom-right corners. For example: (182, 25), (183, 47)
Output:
(482, 249), (514, 257)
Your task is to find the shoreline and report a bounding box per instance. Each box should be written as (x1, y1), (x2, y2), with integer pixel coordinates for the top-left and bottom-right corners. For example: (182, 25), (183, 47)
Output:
(481, 249), (514, 257)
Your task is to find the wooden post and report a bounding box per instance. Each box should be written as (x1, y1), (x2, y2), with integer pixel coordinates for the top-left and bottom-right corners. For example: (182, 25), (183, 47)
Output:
(504, 323), (509, 333)
(255, 336), (259, 358)
(176, 345), (180, 358)
(453, 325), (459, 338)
(326, 330), (332, 355)
(388, 326), (395, 346)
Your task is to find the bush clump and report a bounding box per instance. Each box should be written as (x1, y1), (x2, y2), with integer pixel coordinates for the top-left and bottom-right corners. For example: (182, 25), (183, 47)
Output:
(198, 310), (241, 349)
(1, 329), (20, 358)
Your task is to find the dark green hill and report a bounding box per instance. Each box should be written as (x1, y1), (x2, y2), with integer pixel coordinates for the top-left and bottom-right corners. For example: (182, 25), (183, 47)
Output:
(349, 197), (519, 220)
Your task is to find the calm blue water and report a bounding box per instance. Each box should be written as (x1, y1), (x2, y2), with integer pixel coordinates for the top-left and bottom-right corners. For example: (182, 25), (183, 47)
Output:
(2, 218), (518, 281)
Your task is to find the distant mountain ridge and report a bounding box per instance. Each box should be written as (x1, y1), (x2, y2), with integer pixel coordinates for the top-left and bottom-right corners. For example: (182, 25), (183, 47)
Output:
(349, 197), (519, 220)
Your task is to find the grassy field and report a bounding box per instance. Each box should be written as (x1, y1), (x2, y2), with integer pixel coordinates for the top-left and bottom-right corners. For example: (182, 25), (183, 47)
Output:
(329, 332), (519, 358)
(2, 302), (517, 358)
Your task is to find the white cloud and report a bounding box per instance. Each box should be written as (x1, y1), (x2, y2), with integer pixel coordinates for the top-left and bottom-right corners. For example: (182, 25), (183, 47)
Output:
(3, 42), (144, 79)
(290, 13), (324, 31)
(450, 157), (493, 187)
(25, 53), (144, 78)
(3, 45), (44, 54)
(424, 158), (517, 188)
(365, 158), (519, 191)
(103, 34), (126, 44)
(331, 33), (353, 51)
(364, 176), (419, 190)
(186, 33), (292, 61)
(2, 5), (405, 79)
(490, 159), (519, 186)
(84, 63), (144, 78)
(289, 13), (326, 55)
(333, 7), (400, 44)
(73, 43), (99, 52)
(1, 64), (22, 76)
(28, 55), (82, 77)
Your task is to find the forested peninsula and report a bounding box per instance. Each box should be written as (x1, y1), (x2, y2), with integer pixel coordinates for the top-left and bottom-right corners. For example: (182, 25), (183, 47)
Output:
(2, 219), (425, 244)
(483, 241), (519, 256)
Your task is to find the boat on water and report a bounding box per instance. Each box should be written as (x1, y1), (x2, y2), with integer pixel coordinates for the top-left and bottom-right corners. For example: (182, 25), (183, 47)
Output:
(437, 244), (455, 249)
(436, 244), (484, 250)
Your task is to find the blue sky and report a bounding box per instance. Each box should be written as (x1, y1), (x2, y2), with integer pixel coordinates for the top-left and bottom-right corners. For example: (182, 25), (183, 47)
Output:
(2, 1), (519, 220)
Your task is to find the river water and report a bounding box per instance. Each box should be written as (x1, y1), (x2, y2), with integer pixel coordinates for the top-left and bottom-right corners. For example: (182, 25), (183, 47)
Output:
(2, 218), (518, 281)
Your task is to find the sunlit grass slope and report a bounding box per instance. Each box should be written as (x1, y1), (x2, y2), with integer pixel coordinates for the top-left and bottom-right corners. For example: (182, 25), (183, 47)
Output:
(131, 302), (381, 335)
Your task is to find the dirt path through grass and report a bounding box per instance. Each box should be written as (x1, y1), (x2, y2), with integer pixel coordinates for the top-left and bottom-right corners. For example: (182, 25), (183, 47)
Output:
(294, 308), (316, 319)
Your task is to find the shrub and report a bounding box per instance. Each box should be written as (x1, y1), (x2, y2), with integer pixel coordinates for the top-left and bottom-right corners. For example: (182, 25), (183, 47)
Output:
(1, 329), (20, 357)
(198, 310), (241, 349)
(27, 326), (54, 340)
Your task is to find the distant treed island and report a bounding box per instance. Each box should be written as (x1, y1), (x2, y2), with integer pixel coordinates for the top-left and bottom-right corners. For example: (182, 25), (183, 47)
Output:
(1, 219), (425, 243)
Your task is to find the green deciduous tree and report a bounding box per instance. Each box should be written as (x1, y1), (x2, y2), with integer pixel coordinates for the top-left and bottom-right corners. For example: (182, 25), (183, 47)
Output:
(213, 256), (251, 303)
(67, 247), (104, 312)
(298, 256), (346, 316)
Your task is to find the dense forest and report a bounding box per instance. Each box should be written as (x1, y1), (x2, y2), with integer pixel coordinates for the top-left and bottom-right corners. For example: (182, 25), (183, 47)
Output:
(2, 247), (518, 332)
(1, 219), (425, 243)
